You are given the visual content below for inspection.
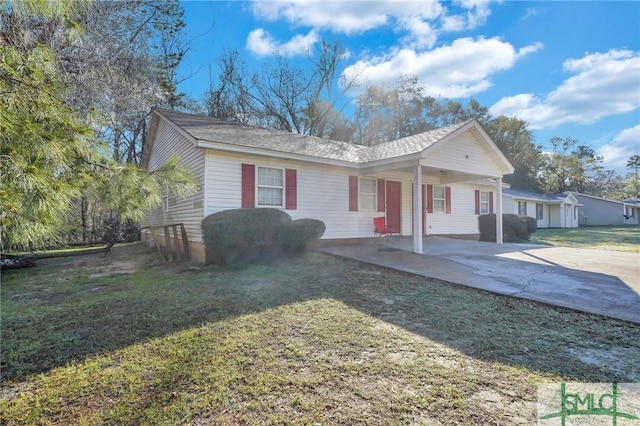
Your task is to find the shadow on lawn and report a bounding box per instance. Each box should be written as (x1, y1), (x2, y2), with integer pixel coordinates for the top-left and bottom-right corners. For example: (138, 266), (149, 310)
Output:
(1, 242), (638, 384)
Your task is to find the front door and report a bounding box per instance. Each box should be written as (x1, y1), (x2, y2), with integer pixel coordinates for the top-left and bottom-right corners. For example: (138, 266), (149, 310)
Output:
(386, 181), (401, 231)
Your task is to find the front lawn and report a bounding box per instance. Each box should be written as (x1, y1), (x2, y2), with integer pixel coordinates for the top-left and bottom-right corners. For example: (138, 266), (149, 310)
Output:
(2, 243), (638, 424)
(529, 225), (640, 252)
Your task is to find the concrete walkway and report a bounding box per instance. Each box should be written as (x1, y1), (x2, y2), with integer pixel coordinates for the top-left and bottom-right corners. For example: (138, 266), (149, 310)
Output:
(319, 236), (640, 324)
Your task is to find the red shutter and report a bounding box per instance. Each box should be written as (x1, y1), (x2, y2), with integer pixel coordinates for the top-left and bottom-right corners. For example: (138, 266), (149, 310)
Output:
(489, 191), (494, 214)
(427, 184), (433, 213)
(377, 179), (385, 212)
(422, 184), (427, 233)
(445, 186), (452, 214)
(285, 169), (297, 210)
(411, 183), (427, 235)
(474, 190), (480, 215)
(241, 164), (255, 208)
(349, 176), (358, 211)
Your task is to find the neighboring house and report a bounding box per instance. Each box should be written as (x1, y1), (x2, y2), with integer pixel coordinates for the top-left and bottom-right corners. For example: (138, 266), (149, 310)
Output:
(623, 198), (640, 225)
(502, 189), (580, 228)
(568, 192), (637, 226)
(141, 109), (514, 262)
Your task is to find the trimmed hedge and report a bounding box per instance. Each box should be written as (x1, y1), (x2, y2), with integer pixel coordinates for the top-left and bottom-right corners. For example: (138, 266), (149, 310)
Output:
(283, 219), (326, 252)
(202, 208), (291, 265)
(201, 209), (325, 265)
(479, 214), (537, 242)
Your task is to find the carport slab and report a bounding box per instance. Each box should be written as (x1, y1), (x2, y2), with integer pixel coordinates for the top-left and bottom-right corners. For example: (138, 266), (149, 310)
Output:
(319, 237), (640, 324)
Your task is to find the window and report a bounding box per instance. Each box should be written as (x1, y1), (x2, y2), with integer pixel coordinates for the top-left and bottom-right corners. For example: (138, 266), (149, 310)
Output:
(359, 178), (377, 211)
(536, 203), (544, 220)
(433, 186), (446, 213)
(479, 191), (490, 214)
(257, 167), (283, 207)
(518, 201), (527, 216)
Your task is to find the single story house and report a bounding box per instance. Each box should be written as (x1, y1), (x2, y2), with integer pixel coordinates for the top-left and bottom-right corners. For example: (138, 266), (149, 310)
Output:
(568, 192), (638, 226)
(502, 189), (580, 228)
(623, 198), (640, 225)
(141, 108), (515, 262)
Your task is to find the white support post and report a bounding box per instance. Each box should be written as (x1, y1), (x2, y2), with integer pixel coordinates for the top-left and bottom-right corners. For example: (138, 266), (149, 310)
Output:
(413, 164), (423, 253)
(560, 202), (565, 228)
(495, 177), (503, 245)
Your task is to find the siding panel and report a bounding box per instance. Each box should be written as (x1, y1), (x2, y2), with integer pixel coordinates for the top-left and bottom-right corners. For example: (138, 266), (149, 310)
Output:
(422, 132), (504, 177)
(142, 119), (205, 243)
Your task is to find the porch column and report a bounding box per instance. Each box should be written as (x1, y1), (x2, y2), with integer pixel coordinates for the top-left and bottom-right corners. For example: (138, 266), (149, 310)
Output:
(560, 203), (565, 228)
(495, 177), (503, 244)
(413, 164), (423, 253)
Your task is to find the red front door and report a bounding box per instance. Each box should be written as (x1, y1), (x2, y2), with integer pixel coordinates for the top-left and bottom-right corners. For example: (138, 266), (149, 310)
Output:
(386, 181), (401, 231)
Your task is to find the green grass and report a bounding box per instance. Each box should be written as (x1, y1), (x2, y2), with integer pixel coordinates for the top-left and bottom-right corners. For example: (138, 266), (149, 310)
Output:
(529, 225), (640, 252)
(1, 243), (638, 424)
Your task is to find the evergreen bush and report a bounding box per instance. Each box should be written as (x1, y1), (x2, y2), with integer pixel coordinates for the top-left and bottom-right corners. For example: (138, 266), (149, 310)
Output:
(202, 208), (292, 265)
(202, 209), (327, 265)
(479, 214), (537, 242)
(283, 219), (326, 252)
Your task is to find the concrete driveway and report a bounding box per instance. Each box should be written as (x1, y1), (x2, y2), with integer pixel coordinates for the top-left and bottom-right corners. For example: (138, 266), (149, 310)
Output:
(320, 236), (640, 324)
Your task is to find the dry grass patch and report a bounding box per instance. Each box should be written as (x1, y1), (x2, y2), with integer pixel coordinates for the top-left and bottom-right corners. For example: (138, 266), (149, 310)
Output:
(1, 243), (638, 424)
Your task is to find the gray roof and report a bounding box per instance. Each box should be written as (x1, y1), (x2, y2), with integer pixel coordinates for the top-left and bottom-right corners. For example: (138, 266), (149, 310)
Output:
(364, 124), (466, 162)
(503, 188), (573, 203)
(624, 198), (640, 206)
(156, 109), (470, 164)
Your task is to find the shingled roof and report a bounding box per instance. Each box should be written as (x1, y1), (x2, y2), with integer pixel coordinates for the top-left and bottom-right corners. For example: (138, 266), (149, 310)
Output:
(503, 188), (575, 203)
(155, 109), (470, 165)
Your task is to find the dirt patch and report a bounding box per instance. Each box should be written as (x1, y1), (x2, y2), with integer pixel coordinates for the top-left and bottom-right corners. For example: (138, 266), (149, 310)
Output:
(88, 261), (141, 279)
(45, 293), (68, 302)
(567, 346), (640, 380)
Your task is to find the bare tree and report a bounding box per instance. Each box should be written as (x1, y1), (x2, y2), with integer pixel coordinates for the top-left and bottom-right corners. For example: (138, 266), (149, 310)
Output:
(205, 41), (358, 136)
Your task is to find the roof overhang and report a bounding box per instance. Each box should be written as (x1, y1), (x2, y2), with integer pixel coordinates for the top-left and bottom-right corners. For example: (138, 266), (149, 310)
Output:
(503, 192), (580, 205)
(196, 139), (361, 169)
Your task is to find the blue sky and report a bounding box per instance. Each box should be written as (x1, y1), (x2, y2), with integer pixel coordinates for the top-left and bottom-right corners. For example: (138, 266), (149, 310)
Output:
(177, 1), (640, 175)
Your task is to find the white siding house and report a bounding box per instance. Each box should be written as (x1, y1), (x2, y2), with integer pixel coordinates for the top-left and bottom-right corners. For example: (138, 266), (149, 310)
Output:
(142, 109), (515, 262)
(502, 189), (580, 228)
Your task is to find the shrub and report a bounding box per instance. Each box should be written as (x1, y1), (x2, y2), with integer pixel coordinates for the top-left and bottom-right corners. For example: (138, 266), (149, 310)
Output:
(202, 208), (292, 265)
(283, 219), (326, 252)
(524, 216), (537, 235)
(479, 214), (537, 242)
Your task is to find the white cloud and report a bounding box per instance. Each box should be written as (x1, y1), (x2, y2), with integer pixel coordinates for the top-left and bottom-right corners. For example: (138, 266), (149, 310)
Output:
(246, 28), (318, 56)
(343, 37), (540, 98)
(597, 125), (640, 174)
(517, 42), (543, 58)
(441, 0), (492, 32)
(250, 1), (492, 49)
(251, 1), (398, 35)
(522, 7), (541, 20)
(490, 49), (640, 129)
